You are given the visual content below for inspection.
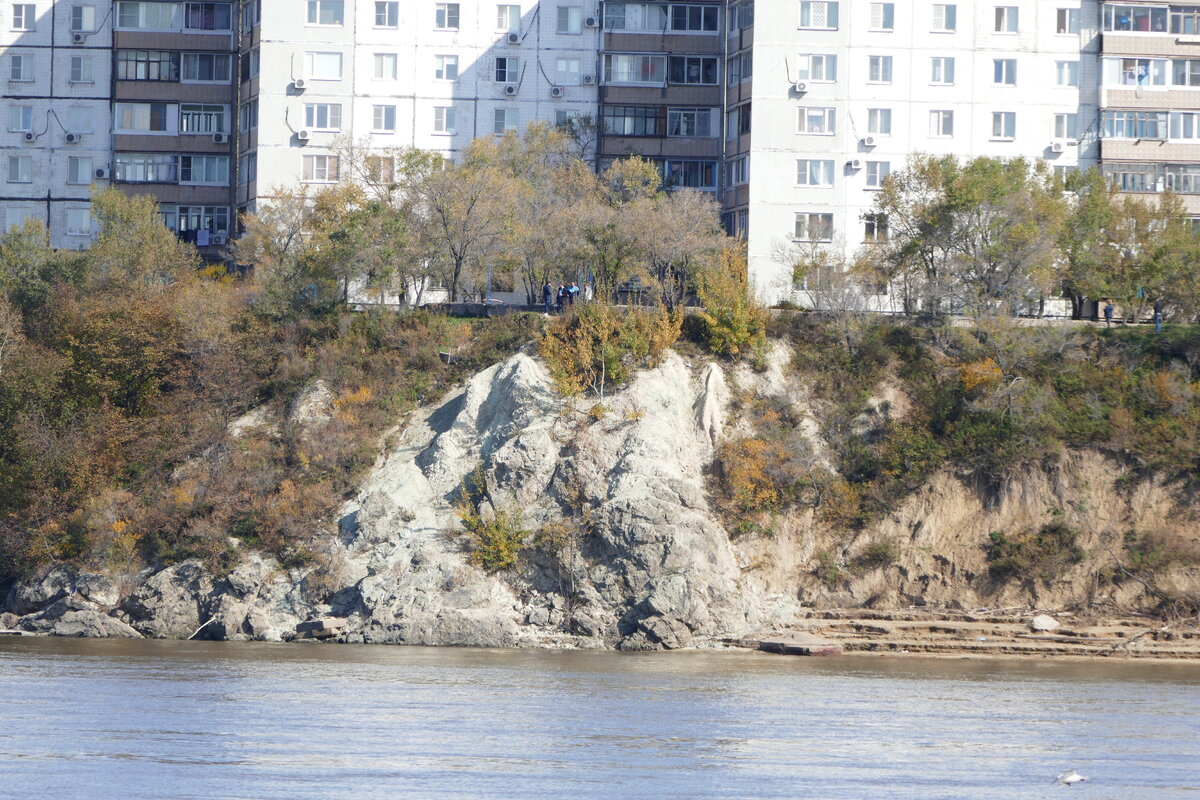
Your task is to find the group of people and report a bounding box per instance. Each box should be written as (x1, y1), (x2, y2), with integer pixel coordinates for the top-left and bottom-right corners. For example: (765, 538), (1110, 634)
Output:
(542, 281), (582, 314)
(1102, 299), (1167, 332)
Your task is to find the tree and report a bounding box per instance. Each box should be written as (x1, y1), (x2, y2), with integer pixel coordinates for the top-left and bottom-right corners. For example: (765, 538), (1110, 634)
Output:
(1059, 169), (1117, 319)
(634, 189), (726, 310)
(86, 187), (200, 290)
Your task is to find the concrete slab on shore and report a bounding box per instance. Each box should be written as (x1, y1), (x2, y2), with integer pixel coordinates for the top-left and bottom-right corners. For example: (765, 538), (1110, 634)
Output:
(759, 634), (844, 656)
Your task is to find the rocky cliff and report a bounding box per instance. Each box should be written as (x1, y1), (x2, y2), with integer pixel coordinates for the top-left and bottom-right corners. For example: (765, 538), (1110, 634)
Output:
(5, 345), (1198, 647)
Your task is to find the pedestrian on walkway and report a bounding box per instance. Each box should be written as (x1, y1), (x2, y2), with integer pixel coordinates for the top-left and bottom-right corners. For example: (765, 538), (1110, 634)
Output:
(1103, 300), (1114, 327)
(556, 284), (567, 314)
(1154, 298), (1165, 333)
(542, 281), (553, 315)
(567, 282), (579, 305)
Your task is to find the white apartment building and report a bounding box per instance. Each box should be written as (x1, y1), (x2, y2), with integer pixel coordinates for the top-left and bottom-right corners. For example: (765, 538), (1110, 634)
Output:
(728, 0), (1101, 305)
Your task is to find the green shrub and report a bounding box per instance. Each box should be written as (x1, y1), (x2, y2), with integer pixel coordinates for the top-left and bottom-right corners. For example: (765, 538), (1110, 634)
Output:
(986, 521), (1082, 582)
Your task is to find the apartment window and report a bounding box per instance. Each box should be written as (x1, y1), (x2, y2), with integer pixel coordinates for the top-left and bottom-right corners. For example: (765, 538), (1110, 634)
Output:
(180, 155), (229, 184)
(115, 102), (171, 132)
(238, 153), (256, 185)
(603, 54), (665, 84)
(242, 48), (258, 79)
(7, 156), (32, 183)
(667, 107), (714, 137)
(1170, 111), (1200, 138)
(797, 54), (837, 82)
(931, 56), (955, 84)
(117, 2), (180, 29)
(304, 102), (341, 130)
(556, 57), (580, 85)
(794, 212), (833, 242)
(433, 106), (455, 133)
(9, 54), (33, 82)
(669, 4), (718, 32)
(72, 5), (97, 31)
(668, 56), (718, 85)
(1056, 61), (1079, 86)
(725, 105), (748, 138)
(868, 55), (892, 83)
(929, 110), (954, 136)
(70, 56), (94, 83)
(374, 53), (397, 80)
(994, 59), (1017, 85)
(67, 156), (92, 185)
(604, 2), (668, 31)
(1057, 8), (1080, 33)
(497, 4), (520, 31)
(1102, 109), (1167, 139)
(602, 105), (662, 136)
(796, 159), (835, 187)
(375, 1), (398, 27)
(495, 56), (519, 82)
(306, 0), (343, 25)
(1102, 5), (1167, 32)
(867, 108), (891, 135)
(435, 3), (459, 28)
(12, 4), (35, 30)
(372, 105), (396, 132)
(932, 4), (956, 31)
(184, 3), (232, 31)
(1173, 59), (1200, 86)
(991, 111), (1016, 138)
(176, 206), (230, 234)
(302, 154), (339, 182)
(366, 156), (393, 184)
(494, 107), (518, 134)
(66, 209), (93, 236)
(305, 52), (343, 80)
(663, 160), (716, 189)
(865, 161), (890, 189)
(7, 105), (31, 132)
(869, 3), (894, 31)
(797, 106), (836, 134)
(118, 50), (179, 81)
(67, 107), (92, 133)
(1055, 112), (1079, 139)
(726, 156), (748, 185)
(240, 0), (257, 32)
(726, 51), (751, 83)
(181, 53), (231, 82)
(1173, 6), (1200, 33)
(799, 1), (838, 29)
(557, 5), (582, 33)
(435, 54), (459, 80)
(994, 6), (1018, 32)
(179, 104), (226, 133)
(1109, 57), (1167, 86)
(239, 99), (257, 131)
(864, 213), (888, 242)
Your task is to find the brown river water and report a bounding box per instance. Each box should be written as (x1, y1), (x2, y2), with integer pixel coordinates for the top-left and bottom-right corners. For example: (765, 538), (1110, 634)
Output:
(0, 637), (1198, 799)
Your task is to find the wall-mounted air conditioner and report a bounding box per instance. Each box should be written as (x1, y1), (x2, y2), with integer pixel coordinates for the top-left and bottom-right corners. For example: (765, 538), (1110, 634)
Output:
(847, 158), (863, 170)
(1050, 141), (1065, 153)
(297, 129), (311, 141)
(504, 84), (518, 96)
(793, 81), (807, 93)
(582, 74), (594, 85)
(293, 78), (307, 90)
(584, 16), (598, 27)
(213, 133), (228, 144)
(550, 86), (564, 98)
(861, 135), (877, 147)
(72, 32), (85, 44)
(507, 32), (521, 44)
(23, 132), (35, 142)
(94, 167), (109, 179)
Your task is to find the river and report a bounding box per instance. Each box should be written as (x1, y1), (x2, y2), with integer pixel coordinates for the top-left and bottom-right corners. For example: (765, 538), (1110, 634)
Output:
(1, 638), (1197, 799)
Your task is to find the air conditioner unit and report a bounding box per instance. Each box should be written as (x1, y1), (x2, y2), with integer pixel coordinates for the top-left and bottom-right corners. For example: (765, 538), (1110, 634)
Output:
(94, 167), (109, 179)
(65, 133), (80, 144)
(1050, 140), (1065, 153)
(23, 132), (35, 142)
(72, 32), (85, 44)
(293, 78), (307, 90)
(504, 84), (518, 96)
(793, 81), (808, 93)
(550, 86), (564, 98)
(297, 129), (311, 141)
(212, 133), (228, 144)
(507, 32), (521, 44)
(848, 158), (863, 170)
(861, 135), (877, 147)
(211, 234), (227, 245)
(582, 74), (595, 85)
(584, 16), (598, 27)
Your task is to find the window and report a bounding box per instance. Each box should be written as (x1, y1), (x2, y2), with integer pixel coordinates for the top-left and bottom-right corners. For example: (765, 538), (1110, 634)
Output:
(1057, 8), (1080, 34)
(495, 56), (519, 82)
(304, 103), (341, 130)
(867, 108), (891, 135)
(994, 6), (1018, 32)
(114, 154), (177, 182)
(115, 102), (172, 132)
(557, 5), (582, 33)
(794, 212), (833, 242)
(863, 213), (888, 242)
(556, 57), (580, 85)
(602, 105), (662, 136)
(373, 53), (397, 80)
(7, 156), (32, 183)
(494, 107), (518, 134)
(991, 111), (1016, 138)
(669, 4), (718, 32)
(435, 3), (459, 29)
(372, 105), (396, 132)
(604, 2), (668, 32)
(993, 59), (1017, 85)
(366, 156), (393, 184)
(7, 105), (31, 132)
(727, 51), (751, 83)
(796, 159), (835, 187)
(435, 55), (459, 80)
(799, 1), (838, 29)
(1102, 5), (1167, 32)
(797, 54), (837, 82)
(305, 52), (343, 80)
(118, 50), (179, 81)
(70, 57), (94, 83)
(1108, 57), (1167, 86)
(238, 153), (256, 185)
(375, 1), (398, 27)
(72, 5), (97, 31)
(67, 156), (92, 185)
(869, 3), (894, 31)
(868, 55), (893, 83)
(179, 104), (226, 133)
(181, 53), (231, 82)
(1173, 5), (1200, 34)
(865, 162), (890, 189)
(663, 160), (716, 189)
(603, 54), (665, 84)
(668, 56), (718, 85)
(797, 106), (836, 134)
(302, 154), (339, 182)
(1056, 61), (1079, 87)
(12, 4), (35, 30)
(67, 107), (92, 133)
(668, 107), (714, 137)
(433, 106), (455, 133)
(1055, 112), (1079, 139)
(116, 2), (181, 29)
(184, 3), (232, 31)
(66, 209), (93, 236)
(1102, 109), (1167, 139)
(932, 4), (956, 31)
(1170, 111), (1200, 138)
(176, 205), (230, 234)
(10, 54), (32, 82)
(929, 110), (954, 136)
(180, 155), (229, 184)
(306, 0), (343, 25)
(1173, 59), (1200, 86)
(931, 56), (955, 84)
(725, 155), (748, 185)
(239, 99), (257, 130)
(497, 4), (520, 31)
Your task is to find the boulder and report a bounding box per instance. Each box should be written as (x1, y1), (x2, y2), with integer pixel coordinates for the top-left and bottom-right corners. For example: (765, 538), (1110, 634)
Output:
(18, 604), (142, 638)
(1030, 614), (1062, 632)
(5, 566), (76, 615)
(121, 562), (210, 639)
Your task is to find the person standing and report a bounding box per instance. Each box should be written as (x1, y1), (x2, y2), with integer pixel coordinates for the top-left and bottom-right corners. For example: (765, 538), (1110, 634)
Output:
(542, 281), (553, 315)
(1103, 300), (1114, 327)
(556, 284), (566, 314)
(1154, 298), (1165, 333)
(567, 281), (579, 305)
